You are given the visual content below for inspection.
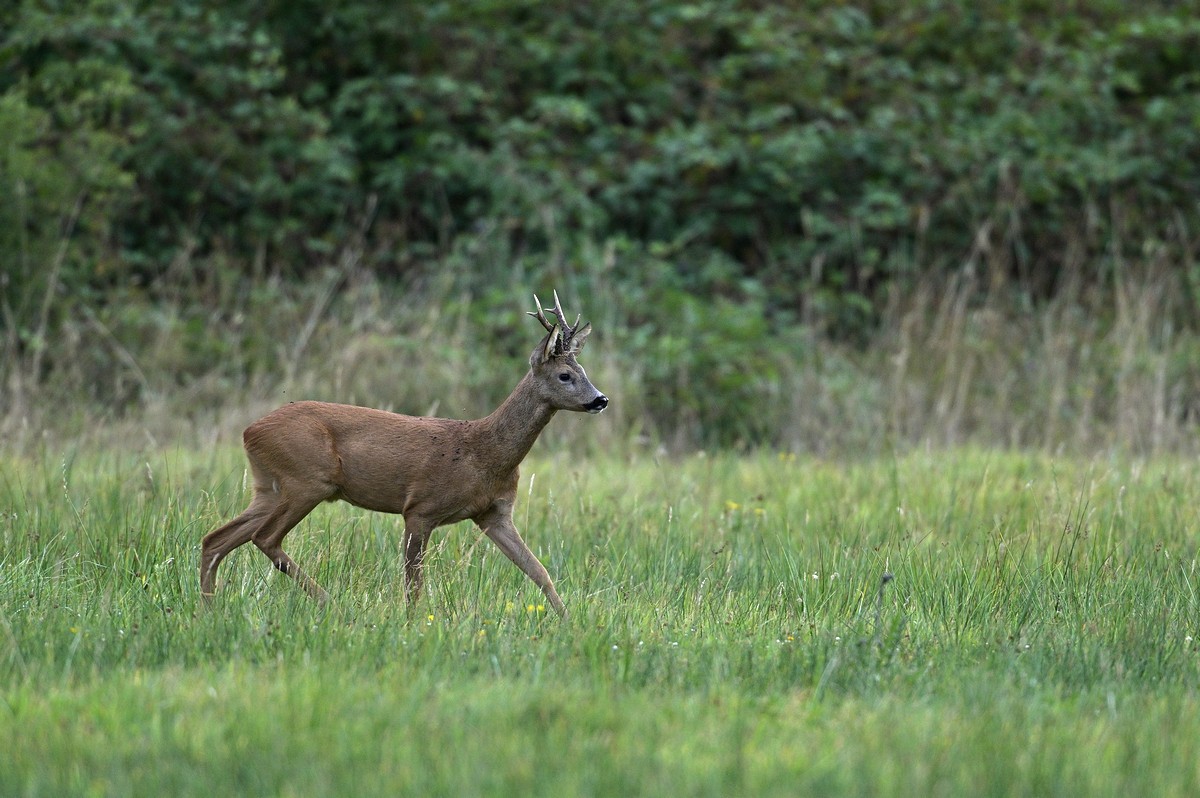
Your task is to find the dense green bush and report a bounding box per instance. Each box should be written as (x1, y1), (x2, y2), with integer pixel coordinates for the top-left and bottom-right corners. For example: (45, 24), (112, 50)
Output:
(7, 1), (1200, 293)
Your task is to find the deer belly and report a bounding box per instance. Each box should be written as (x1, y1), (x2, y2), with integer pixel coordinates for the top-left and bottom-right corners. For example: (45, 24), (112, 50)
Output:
(337, 488), (409, 515)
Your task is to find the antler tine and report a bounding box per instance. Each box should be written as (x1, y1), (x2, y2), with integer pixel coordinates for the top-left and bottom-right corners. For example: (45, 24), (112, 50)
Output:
(527, 293), (555, 332)
(550, 289), (575, 336)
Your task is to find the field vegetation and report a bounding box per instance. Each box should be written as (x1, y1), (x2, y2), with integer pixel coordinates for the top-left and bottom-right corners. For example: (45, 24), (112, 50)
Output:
(4, 1), (1200, 794)
(4, 449), (1200, 795)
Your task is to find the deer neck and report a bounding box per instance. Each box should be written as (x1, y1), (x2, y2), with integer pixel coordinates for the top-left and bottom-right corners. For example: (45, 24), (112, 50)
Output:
(473, 371), (556, 474)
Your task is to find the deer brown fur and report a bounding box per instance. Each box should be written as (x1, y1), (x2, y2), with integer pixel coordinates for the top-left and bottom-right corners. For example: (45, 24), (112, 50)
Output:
(199, 292), (607, 617)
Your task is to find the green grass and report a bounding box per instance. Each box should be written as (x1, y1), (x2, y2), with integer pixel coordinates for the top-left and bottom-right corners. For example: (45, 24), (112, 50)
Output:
(2, 446), (1200, 795)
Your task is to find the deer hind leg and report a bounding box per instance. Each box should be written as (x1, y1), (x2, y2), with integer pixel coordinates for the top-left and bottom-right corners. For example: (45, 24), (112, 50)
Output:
(251, 493), (330, 604)
(476, 508), (566, 618)
(200, 495), (276, 598)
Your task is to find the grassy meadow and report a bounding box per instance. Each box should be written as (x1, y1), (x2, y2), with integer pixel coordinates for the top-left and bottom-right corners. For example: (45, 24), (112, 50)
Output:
(2, 444), (1200, 795)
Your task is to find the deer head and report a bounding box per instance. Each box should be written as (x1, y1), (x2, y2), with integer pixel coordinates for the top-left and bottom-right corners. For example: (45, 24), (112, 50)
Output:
(527, 290), (608, 414)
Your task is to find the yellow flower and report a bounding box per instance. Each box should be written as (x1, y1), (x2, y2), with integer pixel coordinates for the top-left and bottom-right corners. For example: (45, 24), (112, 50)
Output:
(725, 500), (741, 511)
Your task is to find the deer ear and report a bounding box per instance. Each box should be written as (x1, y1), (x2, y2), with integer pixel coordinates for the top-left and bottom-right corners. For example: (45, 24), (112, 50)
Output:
(565, 322), (592, 354)
(532, 326), (561, 365)
(545, 326), (562, 360)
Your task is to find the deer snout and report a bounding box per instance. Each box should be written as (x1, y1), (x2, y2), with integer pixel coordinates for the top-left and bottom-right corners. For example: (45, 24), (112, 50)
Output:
(585, 394), (609, 414)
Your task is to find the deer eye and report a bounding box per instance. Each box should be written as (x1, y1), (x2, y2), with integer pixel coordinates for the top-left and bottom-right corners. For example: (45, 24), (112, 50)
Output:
(558, 372), (572, 382)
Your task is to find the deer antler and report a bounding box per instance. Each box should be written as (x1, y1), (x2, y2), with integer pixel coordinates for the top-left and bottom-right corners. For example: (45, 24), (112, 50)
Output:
(528, 294), (555, 333)
(528, 290), (584, 351)
(548, 290), (581, 341)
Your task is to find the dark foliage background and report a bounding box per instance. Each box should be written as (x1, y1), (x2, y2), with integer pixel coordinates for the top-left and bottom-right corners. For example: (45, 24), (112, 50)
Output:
(3, 0), (1200, 450)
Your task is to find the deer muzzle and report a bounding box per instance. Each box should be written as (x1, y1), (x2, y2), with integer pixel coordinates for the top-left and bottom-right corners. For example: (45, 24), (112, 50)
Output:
(584, 394), (609, 414)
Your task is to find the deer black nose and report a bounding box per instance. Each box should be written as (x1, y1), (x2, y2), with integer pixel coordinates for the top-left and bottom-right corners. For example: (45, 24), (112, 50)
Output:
(585, 394), (609, 413)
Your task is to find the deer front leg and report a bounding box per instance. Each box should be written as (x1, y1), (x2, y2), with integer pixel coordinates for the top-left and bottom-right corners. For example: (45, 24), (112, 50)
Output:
(475, 505), (566, 619)
(401, 515), (435, 608)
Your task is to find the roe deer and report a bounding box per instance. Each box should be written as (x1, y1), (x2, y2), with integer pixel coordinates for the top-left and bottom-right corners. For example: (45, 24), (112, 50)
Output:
(199, 291), (607, 617)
